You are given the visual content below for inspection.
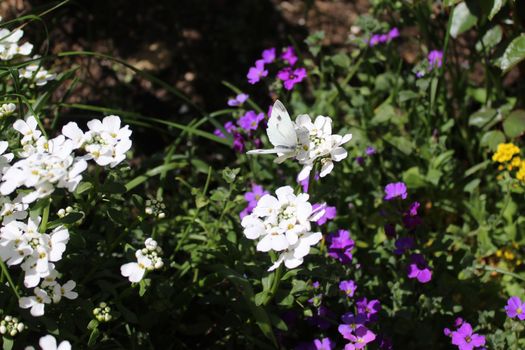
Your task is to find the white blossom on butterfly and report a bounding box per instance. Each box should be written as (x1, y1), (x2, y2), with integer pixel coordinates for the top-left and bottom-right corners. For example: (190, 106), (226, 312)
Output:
(120, 238), (163, 283)
(247, 100), (352, 181)
(241, 186), (325, 271)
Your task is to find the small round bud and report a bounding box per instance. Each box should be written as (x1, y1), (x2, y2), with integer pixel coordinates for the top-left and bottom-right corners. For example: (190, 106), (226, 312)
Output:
(145, 207), (153, 215)
(9, 329), (16, 337)
(0, 325), (6, 334)
(66, 206), (73, 213)
(157, 212), (166, 219)
(93, 308), (100, 315)
(16, 323), (24, 332)
(155, 260), (164, 269)
(104, 314), (112, 322)
(57, 209), (66, 218)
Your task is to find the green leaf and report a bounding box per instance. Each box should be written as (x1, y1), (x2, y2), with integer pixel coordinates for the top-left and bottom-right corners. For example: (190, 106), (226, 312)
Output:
(488, 0), (506, 20)
(480, 130), (505, 151)
(450, 2), (478, 38)
(75, 182), (93, 195)
(476, 25), (502, 51)
(497, 35), (525, 73)
(464, 178), (481, 193)
(468, 109), (497, 128)
(402, 167), (427, 188)
(47, 212), (84, 229)
(2, 337), (13, 350)
(88, 328), (100, 347)
(87, 319), (99, 330)
(388, 136), (414, 155)
(503, 109), (525, 138)
(331, 53), (350, 68)
(371, 103), (396, 125)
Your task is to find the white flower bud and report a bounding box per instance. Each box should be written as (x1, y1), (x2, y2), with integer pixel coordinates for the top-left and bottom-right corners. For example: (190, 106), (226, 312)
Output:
(57, 209), (66, 218)
(145, 207), (153, 215)
(157, 212), (166, 219)
(0, 325), (6, 334)
(4, 316), (11, 322)
(9, 329), (16, 337)
(66, 206), (73, 213)
(154, 260), (164, 269)
(16, 323), (24, 332)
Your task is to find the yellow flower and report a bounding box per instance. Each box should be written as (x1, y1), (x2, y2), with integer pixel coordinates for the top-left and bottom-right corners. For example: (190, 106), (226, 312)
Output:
(517, 162), (525, 181)
(492, 143), (520, 163)
(504, 250), (515, 260)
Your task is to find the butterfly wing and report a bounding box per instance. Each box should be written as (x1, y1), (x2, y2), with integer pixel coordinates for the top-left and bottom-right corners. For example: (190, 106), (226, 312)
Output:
(266, 100), (297, 149)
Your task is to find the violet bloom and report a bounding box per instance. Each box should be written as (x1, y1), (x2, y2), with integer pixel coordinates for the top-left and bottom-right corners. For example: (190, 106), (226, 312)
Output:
(277, 67), (307, 90)
(340, 313), (367, 336)
(343, 326), (376, 349)
(428, 50), (443, 69)
(327, 229), (354, 264)
(227, 93), (249, 107)
(247, 59), (268, 84)
(232, 132), (245, 153)
(407, 254), (432, 283)
(384, 182), (407, 201)
(407, 201), (420, 216)
(282, 46), (298, 66)
(455, 317), (464, 327)
(394, 236), (415, 255)
(339, 280), (357, 297)
(214, 121), (236, 138)
(312, 203), (336, 225)
(451, 322), (485, 350)
(238, 110), (265, 131)
(355, 156), (365, 166)
(505, 296), (525, 320)
(299, 172), (320, 192)
(369, 34), (381, 47)
(314, 338), (335, 350)
(387, 27), (400, 40)
(262, 47), (276, 64)
(312, 281), (320, 289)
(444, 328), (452, 337)
(365, 146), (376, 156)
(307, 305), (335, 330)
(356, 298), (381, 321)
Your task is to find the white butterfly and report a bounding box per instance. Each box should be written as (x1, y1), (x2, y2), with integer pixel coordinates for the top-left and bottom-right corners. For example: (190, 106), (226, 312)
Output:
(247, 100), (305, 163)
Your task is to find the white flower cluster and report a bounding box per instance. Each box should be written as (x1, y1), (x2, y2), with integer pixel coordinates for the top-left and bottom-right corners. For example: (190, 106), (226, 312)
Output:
(241, 186), (325, 271)
(0, 115), (131, 204)
(62, 115), (132, 168)
(25, 334), (71, 350)
(0, 315), (26, 337)
(121, 238), (164, 283)
(294, 115), (352, 181)
(0, 103), (16, 118)
(19, 62), (56, 87)
(19, 270), (78, 317)
(0, 26), (33, 60)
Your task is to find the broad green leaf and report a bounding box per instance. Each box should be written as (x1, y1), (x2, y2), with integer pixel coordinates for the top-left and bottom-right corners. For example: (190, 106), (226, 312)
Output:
(468, 109), (497, 128)
(497, 34), (525, 72)
(450, 2), (478, 38)
(331, 53), (351, 68)
(476, 25), (503, 51)
(488, 0), (506, 20)
(402, 167), (427, 188)
(503, 109), (525, 138)
(480, 130), (505, 151)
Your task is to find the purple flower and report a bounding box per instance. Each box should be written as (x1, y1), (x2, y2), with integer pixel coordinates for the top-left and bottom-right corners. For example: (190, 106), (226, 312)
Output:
(262, 47), (276, 64)
(365, 146), (376, 156)
(327, 230), (354, 264)
(307, 305), (335, 330)
(451, 322), (485, 350)
(340, 313), (367, 334)
(368, 34), (381, 47)
(356, 298), (381, 321)
(247, 59), (268, 84)
(355, 156), (365, 166)
(444, 328), (452, 336)
(428, 50), (443, 69)
(282, 46), (298, 66)
(312, 281), (320, 289)
(312, 203), (336, 225)
(313, 338), (335, 350)
(394, 236), (415, 255)
(227, 93), (249, 107)
(387, 27), (400, 40)
(384, 182), (407, 201)
(339, 280), (357, 297)
(407, 201), (420, 216)
(277, 67), (307, 90)
(416, 71), (425, 78)
(298, 172), (319, 192)
(407, 254), (432, 283)
(214, 121), (236, 138)
(233, 132), (245, 153)
(342, 326), (376, 349)
(505, 296), (525, 320)
(245, 184), (268, 207)
(238, 110), (265, 131)
(455, 317), (464, 327)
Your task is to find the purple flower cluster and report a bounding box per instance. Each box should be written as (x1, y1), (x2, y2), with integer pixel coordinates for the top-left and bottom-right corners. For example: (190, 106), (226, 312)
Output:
(227, 93), (249, 107)
(246, 46), (307, 90)
(416, 50), (444, 77)
(338, 298), (381, 349)
(505, 296), (525, 320)
(214, 107), (267, 153)
(382, 182), (431, 283)
(239, 183), (268, 219)
(368, 28), (399, 47)
(444, 318), (486, 350)
(327, 229), (354, 264)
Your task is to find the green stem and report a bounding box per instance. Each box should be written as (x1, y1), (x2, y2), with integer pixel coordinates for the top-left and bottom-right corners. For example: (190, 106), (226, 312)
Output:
(0, 260), (19, 299)
(40, 199), (51, 232)
(263, 265), (282, 306)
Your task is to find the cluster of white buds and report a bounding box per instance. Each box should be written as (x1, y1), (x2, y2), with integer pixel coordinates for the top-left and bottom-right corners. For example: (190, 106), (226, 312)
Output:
(145, 198), (166, 219)
(121, 238), (163, 283)
(93, 302), (112, 322)
(57, 206), (73, 218)
(0, 315), (26, 337)
(0, 103), (15, 118)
